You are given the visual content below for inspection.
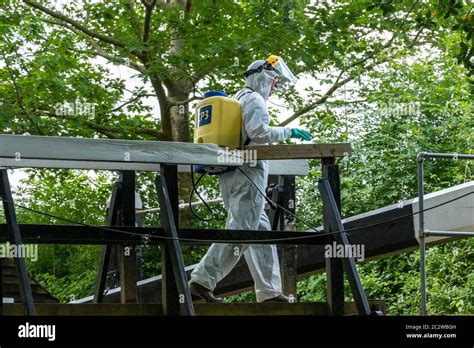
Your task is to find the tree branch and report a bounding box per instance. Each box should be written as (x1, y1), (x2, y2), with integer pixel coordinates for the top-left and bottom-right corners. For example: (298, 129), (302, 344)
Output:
(167, 94), (203, 107)
(86, 122), (120, 139)
(141, 0), (157, 42)
(278, 1), (426, 126)
(347, 0), (420, 70)
(88, 39), (146, 73)
(86, 121), (163, 140)
(278, 73), (356, 126)
(43, 18), (147, 73)
(110, 93), (149, 113)
(37, 111), (163, 140)
(134, 127), (163, 138)
(23, 0), (145, 59)
(125, 0), (143, 40)
(327, 99), (368, 105)
(147, 73), (170, 138)
(279, 57), (393, 127)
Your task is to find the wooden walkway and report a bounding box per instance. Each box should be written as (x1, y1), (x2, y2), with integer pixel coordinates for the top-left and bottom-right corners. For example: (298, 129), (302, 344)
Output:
(3, 301), (386, 316)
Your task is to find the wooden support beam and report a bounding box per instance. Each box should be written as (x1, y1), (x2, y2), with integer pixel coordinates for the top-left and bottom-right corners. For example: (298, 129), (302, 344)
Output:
(269, 175), (299, 299)
(157, 166), (194, 315)
(280, 175), (298, 299)
(319, 178), (371, 315)
(118, 171), (137, 304)
(0, 170), (35, 316)
(0, 257), (3, 315)
(119, 246), (137, 303)
(0, 225), (328, 246)
(178, 159), (310, 176)
(244, 143), (351, 160)
(322, 158), (345, 316)
(94, 182), (122, 303)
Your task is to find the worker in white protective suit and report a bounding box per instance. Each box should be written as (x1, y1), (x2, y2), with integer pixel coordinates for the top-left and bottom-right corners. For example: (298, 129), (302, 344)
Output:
(189, 56), (312, 303)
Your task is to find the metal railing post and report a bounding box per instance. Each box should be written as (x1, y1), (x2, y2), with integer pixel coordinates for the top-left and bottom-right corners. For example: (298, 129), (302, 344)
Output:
(417, 153), (427, 315)
(416, 152), (474, 316)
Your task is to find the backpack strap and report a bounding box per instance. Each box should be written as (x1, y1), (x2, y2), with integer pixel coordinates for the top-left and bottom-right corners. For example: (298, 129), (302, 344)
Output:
(236, 87), (254, 101)
(237, 87), (254, 146)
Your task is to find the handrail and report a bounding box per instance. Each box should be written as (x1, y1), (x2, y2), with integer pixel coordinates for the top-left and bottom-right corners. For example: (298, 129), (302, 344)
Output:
(416, 152), (474, 315)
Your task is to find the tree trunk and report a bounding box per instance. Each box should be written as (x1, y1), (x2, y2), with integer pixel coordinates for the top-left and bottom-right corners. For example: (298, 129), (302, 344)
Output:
(160, 0), (196, 225)
(168, 88), (190, 143)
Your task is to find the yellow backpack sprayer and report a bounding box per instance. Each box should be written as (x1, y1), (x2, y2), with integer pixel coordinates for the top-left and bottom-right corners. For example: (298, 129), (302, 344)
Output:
(193, 90), (243, 175)
(190, 90), (243, 220)
(194, 90), (241, 148)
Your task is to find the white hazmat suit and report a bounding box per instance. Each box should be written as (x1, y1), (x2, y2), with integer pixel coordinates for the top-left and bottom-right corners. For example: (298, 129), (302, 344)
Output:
(189, 60), (293, 302)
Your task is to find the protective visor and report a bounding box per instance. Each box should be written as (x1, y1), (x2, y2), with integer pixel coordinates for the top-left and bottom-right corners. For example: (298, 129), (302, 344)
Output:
(244, 56), (297, 85)
(269, 56), (297, 85)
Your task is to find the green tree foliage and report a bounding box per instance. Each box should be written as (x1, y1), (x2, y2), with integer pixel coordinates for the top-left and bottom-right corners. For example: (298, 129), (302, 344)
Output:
(8, 170), (114, 302)
(296, 32), (473, 315)
(0, 1), (472, 312)
(1, 0), (471, 140)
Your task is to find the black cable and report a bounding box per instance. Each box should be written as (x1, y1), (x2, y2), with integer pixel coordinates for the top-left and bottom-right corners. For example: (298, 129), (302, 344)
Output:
(238, 167), (474, 235)
(0, 196), (332, 243)
(0, 198), (158, 239)
(0, 195), (329, 243)
(237, 167), (324, 233)
(189, 166), (214, 222)
(0, 190), (471, 244)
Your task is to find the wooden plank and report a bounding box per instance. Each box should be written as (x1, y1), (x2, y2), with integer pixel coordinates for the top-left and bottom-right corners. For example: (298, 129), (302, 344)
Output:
(2, 301), (385, 316)
(0, 135), (349, 170)
(178, 159), (310, 176)
(3, 303), (163, 316)
(267, 160), (309, 175)
(196, 301), (386, 316)
(0, 158), (309, 174)
(0, 225), (329, 246)
(244, 143), (352, 160)
(196, 302), (328, 316)
(0, 134), (241, 167)
(411, 181), (474, 243)
(0, 158), (160, 171)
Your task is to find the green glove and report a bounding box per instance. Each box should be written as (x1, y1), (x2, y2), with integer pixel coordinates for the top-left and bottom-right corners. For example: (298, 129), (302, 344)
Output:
(290, 128), (312, 141)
